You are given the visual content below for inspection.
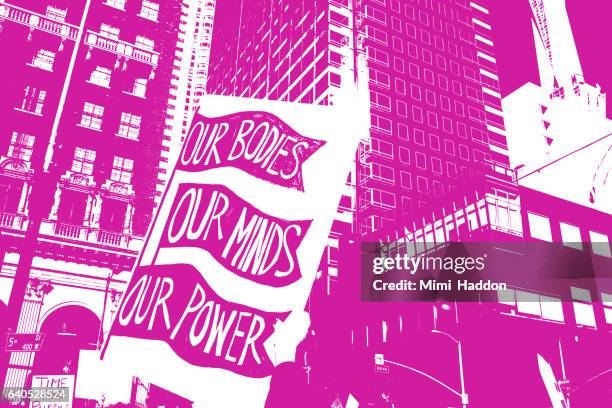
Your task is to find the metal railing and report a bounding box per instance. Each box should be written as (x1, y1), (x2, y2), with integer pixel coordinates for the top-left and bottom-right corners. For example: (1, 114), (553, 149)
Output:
(0, 212), (26, 230)
(40, 219), (141, 251)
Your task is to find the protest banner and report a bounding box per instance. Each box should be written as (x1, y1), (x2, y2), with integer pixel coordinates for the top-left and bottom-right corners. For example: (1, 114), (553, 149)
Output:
(76, 54), (369, 407)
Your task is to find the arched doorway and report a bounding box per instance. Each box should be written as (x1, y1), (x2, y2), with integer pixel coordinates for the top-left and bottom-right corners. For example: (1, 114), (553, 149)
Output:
(32, 305), (100, 376)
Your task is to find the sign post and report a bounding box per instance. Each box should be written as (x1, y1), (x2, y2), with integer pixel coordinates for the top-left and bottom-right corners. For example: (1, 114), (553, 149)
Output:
(5, 333), (45, 352)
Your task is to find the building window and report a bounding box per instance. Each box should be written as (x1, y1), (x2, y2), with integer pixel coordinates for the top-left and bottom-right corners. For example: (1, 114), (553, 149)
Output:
(371, 137), (393, 159)
(497, 288), (564, 322)
(371, 189), (395, 209)
(104, 0), (126, 10)
(100, 199), (127, 233)
(100, 24), (120, 39)
(30, 50), (55, 71)
(8, 132), (35, 162)
(0, 178), (21, 213)
(89, 66), (111, 87)
(571, 287), (596, 328)
(19, 86), (46, 115)
(117, 112), (141, 140)
(57, 189), (87, 225)
(111, 156), (134, 184)
(370, 91), (391, 112)
(589, 231), (611, 257)
(371, 163), (395, 184)
(71, 147), (96, 175)
(602, 293), (612, 325)
(132, 78), (147, 97)
(135, 35), (155, 51)
(80, 102), (104, 130)
(560, 222), (582, 250)
(527, 212), (552, 242)
(139, 1), (160, 21)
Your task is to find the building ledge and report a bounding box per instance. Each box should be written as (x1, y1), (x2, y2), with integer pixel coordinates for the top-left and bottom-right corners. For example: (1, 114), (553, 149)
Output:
(39, 219), (143, 253)
(137, 13), (159, 23)
(115, 133), (140, 142)
(85, 30), (159, 66)
(25, 62), (53, 72)
(76, 123), (103, 132)
(122, 90), (146, 99)
(85, 79), (111, 89)
(102, 2), (126, 11)
(0, 2), (79, 41)
(14, 107), (42, 117)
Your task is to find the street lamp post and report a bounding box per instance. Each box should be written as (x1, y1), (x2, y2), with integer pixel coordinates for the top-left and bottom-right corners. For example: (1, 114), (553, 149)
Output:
(376, 332), (468, 408)
(432, 329), (468, 408)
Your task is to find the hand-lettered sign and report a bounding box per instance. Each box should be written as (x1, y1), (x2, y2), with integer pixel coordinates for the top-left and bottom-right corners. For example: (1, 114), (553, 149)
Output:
(179, 111), (325, 191)
(78, 54), (369, 408)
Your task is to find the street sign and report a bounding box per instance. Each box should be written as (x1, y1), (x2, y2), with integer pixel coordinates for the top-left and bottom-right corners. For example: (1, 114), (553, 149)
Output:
(30, 374), (75, 408)
(375, 365), (390, 374)
(374, 354), (389, 374)
(5, 333), (45, 352)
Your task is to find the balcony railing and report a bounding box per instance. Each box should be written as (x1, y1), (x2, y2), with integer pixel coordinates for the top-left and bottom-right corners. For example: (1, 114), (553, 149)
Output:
(39, 219), (143, 251)
(0, 212), (27, 232)
(54, 221), (88, 240)
(85, 31), (159, 66)
(97, 230), (124, 247)
(0, 3), (79, 40)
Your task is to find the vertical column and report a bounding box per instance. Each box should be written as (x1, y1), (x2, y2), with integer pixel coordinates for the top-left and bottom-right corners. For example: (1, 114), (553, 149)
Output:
(48, 184), (62, 221)
(17, 180), (30, 215)
(3, 291), (43, 393)
(90, 193), (102, 229)
(83, 192), (94, 227)
(123, 201), (133, 235)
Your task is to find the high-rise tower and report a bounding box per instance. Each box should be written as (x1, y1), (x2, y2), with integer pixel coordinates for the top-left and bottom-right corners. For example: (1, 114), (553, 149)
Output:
(355, 0), (517, 238)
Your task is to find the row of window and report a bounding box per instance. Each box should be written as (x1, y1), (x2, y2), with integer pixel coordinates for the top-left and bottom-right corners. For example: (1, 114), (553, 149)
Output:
(8, 132), (35, 162)
(375, 125), (487, 155)
(29, 48), (148, 97)
(371, 109), (485, 142)
(371, 79), (480, 121)
(72, 147), (134, 184)
(80, 102), (141, 140)
(357, 285), (609, 350)
(366, 1), (475, 43)
(365, 186), (449, 214)
(527, 212), (611, 257)
(499, 286), (612, 327)
(5, 134), (134, 184)
(89, 65), (148, 97)
(366, 30), (477, 80)
(104, 0), (159, 22)
(98, 23), (155, 51)
(18, 86), (46, 116)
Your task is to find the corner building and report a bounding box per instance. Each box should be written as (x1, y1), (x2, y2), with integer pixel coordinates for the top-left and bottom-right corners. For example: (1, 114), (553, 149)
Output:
(0, 0), (208, 398)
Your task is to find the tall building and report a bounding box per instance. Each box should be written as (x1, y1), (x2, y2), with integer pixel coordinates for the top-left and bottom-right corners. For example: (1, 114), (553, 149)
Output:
(303, 1), (612, 406)
(168, 0), (217, 169)
(206, 0), (357, 295)
(0, 0), (213, 400)
(355, 0), (517, 238)
(207, 0), (349, 106)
